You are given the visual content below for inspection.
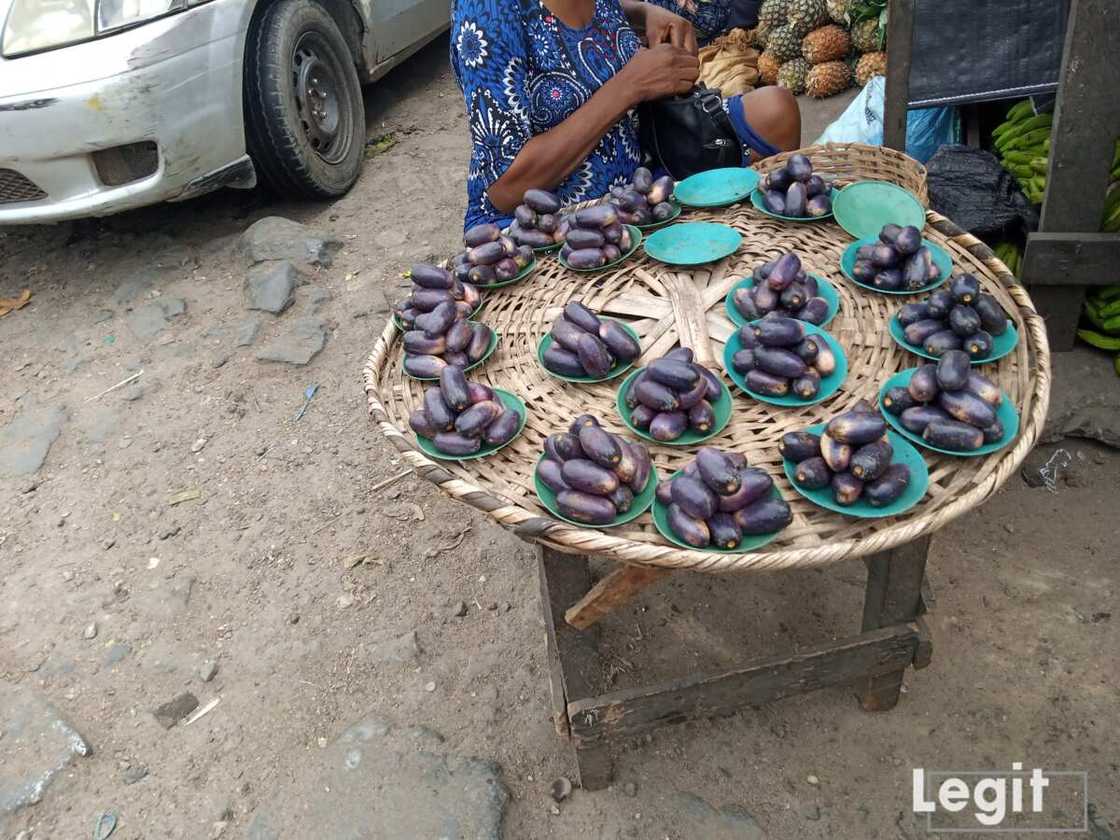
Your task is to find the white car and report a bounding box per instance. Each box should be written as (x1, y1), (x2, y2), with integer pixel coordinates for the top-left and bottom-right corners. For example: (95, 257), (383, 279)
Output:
(0, 0), (449, 223)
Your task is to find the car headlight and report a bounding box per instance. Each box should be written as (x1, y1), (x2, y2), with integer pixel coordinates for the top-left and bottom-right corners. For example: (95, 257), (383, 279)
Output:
(3, 0), (211, 58)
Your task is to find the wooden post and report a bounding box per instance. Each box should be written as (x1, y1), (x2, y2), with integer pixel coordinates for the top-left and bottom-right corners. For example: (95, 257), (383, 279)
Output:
(859, 536), (930, 711)
(882, 0), (916, 152)
(536, 548), (613, 789)
(1021, 0), (1120, 350)
(565, 564), (669, 630)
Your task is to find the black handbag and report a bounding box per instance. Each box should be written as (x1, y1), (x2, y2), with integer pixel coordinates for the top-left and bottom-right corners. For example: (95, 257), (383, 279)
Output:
(638, 86), (744, 180)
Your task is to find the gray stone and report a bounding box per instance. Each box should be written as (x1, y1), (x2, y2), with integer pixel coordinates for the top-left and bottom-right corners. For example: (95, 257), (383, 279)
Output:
(367, 630), (421, 665)
(799, 802), (821, 820)
(451, 600), (467, 618)
(239, 217), (342, 267)
(127, 297), (186, 339)
(200, 660), (219, 682)
(236, 317), (263, 347)
(245, 261), (299, 314)
(248, 714), (507, 839)
(111, 272), (156, 306)
(0, 682), (91, 820)
(103, 643), (131, 666)
(134, 576), (195, 619)
(153, 692), (198, 729)
(669, 792), (767, 840)
(0, 406), (65, 478)
(122, 765), (148, 785)
(255, 317), (327, 366)
(83, 623), (98, 640)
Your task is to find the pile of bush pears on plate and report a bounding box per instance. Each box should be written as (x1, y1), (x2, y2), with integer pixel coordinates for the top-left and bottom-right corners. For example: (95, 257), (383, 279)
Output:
(624, 348), (724, 441)
(732, 251), (830, 325)
(409, 367), (520, 456)
(394, 262), (481, 331)
(851, 224), (940, 292)
(730, 316), (837, 400)
(606, 167), (675, 226)
(452, 224), (535, 287)
(760, 153), (832, 218)
(896, 277), (1010, 359)
(560, 204), (635, 270)
(507, 189), (569, 250)
(399, 264), (495, 379)
(542, 301), (641, 378)
(656, 448), (791, 548)
(782, 401), (912, 507)
(882, 352), (1006, 451)
(536, 415), (654, 525)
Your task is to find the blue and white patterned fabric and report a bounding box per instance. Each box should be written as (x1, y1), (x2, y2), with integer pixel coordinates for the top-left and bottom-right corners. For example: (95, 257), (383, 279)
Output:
(644, 0), (733, 43)
(451, 0), (644, 230)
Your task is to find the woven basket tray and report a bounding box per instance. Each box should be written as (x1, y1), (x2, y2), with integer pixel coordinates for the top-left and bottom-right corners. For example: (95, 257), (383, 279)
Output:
(364, 148), (1049, 575)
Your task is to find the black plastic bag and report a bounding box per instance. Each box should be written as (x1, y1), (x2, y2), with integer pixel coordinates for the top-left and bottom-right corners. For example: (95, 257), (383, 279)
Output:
(926, 145), (1038, 240)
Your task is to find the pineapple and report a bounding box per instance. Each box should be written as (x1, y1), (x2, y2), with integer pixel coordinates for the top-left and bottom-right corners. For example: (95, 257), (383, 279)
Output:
(777, 57), (810, 95)
(851, 18), (883, 52)
(786, 0), (829, 36)
(855, 50), (887, 85)
(767, 25), (803, 62)
(758, 0), (788, 29)
(801, 24), (851, 64)
(752, 23), (772, 48)
(805, 60), (851, 97)
(826, 0), (852, 24)
(758, 50), (782, 85)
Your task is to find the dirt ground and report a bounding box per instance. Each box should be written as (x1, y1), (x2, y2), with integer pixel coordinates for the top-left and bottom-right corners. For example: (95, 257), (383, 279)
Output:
(2, 36), (1119, 840)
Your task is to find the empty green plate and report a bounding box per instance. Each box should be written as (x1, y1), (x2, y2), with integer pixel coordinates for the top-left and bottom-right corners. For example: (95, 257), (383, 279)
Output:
(644, 222), (742, 266)
(402, 324), (499, 381)
(723, 275), (841, 328)
(833, 181), (926, 241)
(722, 323), (848, 407)
(887, 316), (1020, 365)
(878, 368), (1020, 457)
(675, 167), (760, 208)
(749, 188), (834, 222)
(782, 423), (929, 518)
(558, 225), (643, 273)
(840, 237), (952, 295)
(415, 389), (527, 461)
(534, 453), (657, 528)
(615, 367), (733, 446)
(652, 472), (787, 552)
(537, 319), (641, 383)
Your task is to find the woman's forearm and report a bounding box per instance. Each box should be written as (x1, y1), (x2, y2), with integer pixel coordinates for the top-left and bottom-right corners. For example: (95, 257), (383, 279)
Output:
(487, 75), (638, 213)
(620, 0), (648, 30)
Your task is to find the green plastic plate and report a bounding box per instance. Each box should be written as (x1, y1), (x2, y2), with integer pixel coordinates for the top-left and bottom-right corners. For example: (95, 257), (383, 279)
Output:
(675, 168), (759, 208)
(651, 471), (787, 553)
(615, 367), (733, 446)
(402, 323), (499, 381)
(749, 188), (834, 222)
(840, 237), (952, 295)
(534, 453), (657, 528)
(537, 319), (640, 383)
(635, 199), (683, 230)
(393, 298), (484, 332)
(559, 225), (643, 273)
(643, 222), (742, 266)
(832, 180), (926, 240)
(472, 257), (537, 289)
(723, 274), (840, 328)
(414, 389), (527, 461)
(887, 315), (1020, 365)
(722, 323), (848, 407)
(782, 422), (929, 518)
(878, 368), (1021, 457)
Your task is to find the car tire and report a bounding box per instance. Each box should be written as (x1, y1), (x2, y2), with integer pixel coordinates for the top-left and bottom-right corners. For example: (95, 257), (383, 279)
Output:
(245, 0), (365, 199)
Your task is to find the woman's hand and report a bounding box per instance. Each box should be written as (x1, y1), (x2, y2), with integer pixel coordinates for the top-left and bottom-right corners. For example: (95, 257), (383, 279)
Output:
(642, 4), (698, 55)
(617, 44), (700, 106)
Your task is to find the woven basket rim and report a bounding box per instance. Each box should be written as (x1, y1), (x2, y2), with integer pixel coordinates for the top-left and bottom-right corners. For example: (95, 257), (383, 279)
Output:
(363, 158), (1049, 574)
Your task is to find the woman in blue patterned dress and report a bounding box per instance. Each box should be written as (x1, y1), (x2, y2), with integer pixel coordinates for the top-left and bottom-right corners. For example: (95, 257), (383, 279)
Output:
(451, 0), (799, 229)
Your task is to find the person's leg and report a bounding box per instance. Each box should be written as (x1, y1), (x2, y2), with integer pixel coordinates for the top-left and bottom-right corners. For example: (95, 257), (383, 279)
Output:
(725, 86), (802, 161)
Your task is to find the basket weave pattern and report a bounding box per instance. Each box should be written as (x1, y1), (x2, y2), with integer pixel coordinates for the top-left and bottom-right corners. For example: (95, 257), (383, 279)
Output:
(364, 152), (1048, 575)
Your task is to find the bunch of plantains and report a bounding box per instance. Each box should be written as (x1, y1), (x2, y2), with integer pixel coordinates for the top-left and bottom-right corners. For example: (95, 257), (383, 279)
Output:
(1079, 285), (1120, 376)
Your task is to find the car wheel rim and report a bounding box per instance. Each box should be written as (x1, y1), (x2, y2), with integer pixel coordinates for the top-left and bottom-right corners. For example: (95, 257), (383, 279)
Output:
(292, 33), (352, 165)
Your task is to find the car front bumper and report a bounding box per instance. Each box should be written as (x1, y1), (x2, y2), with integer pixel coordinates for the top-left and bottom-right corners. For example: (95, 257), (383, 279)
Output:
(0, 0), (253, 224)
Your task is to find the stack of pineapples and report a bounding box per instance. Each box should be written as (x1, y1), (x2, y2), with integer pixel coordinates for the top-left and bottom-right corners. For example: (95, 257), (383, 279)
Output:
(754, 0), (888, 98)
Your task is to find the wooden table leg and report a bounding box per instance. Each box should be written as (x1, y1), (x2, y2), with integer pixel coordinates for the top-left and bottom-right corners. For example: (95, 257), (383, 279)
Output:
(858, 536), (930, 711)
(537, 547), (613, 790)
(564, 564), (670, 630)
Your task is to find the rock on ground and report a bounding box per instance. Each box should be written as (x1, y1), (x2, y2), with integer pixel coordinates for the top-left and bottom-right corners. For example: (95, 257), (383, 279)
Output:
(254, 317), (327, 365)
(126, 297), (187, 339)
(0, 682), (91, 826)
(245, 261), (300, 314)
(238, 217), (342, 267)
(247, 716), (507, 839)
(0, 406), (65, 478)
